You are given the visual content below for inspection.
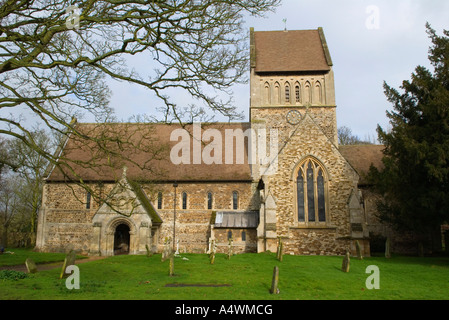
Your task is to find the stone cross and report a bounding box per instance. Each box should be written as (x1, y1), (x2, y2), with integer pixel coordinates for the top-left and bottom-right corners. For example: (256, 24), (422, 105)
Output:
(25, 258), (38, 274)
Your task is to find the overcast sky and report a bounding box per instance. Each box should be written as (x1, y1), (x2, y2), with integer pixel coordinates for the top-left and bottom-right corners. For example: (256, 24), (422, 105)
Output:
(107, 0), (449, 141)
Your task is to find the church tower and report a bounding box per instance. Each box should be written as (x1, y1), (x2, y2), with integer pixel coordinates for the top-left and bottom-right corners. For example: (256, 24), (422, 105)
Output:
(249, 27), (337, 145)
(250, 28), (369, 256)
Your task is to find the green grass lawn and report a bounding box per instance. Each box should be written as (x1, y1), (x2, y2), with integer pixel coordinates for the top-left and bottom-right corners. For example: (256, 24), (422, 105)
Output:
(1, 250), (449, 300)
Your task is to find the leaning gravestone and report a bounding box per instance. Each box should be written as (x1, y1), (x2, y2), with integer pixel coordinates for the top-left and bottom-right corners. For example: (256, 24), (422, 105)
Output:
(270, 266), (280, 294)
(341, 250), (350, 273)
(60, 250), (76, 279)
(25, 258), (38, 274)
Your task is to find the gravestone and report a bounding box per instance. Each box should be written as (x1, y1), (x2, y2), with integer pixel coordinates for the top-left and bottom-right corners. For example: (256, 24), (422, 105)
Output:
(60, 250), (76, 279)
(209, 239), (216, 265)
(270, 266), (280, 294)
(227, 238), (233, 260)
(355, 240), (363, 260)
(161, 238), (172, 262)
(341, 250), (350, 273)
(25, 258), (38, 274)
(385, 237), (391, 259)
(145, 244), (153, 257)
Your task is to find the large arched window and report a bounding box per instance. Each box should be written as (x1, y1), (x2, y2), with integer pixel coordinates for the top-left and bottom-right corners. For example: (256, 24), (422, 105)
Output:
(296, 158), (327, 223)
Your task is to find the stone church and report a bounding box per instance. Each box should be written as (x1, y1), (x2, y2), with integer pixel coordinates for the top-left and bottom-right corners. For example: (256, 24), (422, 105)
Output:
(35, 28), (385, 257)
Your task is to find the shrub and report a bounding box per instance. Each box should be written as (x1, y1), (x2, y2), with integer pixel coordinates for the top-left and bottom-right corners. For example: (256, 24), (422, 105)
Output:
(0, 270), (28, 281)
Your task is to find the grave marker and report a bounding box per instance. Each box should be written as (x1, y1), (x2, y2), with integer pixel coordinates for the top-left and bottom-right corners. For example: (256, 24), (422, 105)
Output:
(341, 250), (350, 273)
(60, 250), (76, 279)
(25, 258), (38, 274)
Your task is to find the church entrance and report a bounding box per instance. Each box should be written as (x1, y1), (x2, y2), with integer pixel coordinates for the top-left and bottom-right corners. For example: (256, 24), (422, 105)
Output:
(114, 224), (130, 255)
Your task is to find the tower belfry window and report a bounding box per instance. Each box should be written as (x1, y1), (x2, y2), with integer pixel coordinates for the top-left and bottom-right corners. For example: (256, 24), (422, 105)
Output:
(295, 85), (300, 103)
(285, 84), (290, 103)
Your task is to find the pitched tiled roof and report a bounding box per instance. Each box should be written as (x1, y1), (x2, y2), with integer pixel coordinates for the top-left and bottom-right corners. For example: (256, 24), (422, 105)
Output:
(253, 28), (332, 73)
(339, 145), (385, 184)
(46, 122), (253, 182)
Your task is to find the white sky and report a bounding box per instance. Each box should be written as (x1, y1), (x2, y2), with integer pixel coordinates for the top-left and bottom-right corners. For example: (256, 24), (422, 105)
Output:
(106, 0), (449, 140)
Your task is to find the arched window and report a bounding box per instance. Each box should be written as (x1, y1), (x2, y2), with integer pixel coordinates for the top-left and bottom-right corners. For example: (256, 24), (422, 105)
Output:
(207, 192), (213, 210)
(304, 81), (311, 104)
(274, 82), (281, 105)
(241, 231), (246, 241)
(86, 192), (91, 209)
(182, 192), (187, 210)
(314, 81), (323, 104)
(264, 82), (271, 105)
(295, 84), (301, 103)
(232, 191), (239, 210)
(296, 158), (327, 223)
(157, 192), (163, 210)
(285, 83), (290, 104)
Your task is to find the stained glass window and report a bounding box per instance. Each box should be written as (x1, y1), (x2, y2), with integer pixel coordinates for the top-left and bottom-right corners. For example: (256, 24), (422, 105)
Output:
(296, 159), (327, 223)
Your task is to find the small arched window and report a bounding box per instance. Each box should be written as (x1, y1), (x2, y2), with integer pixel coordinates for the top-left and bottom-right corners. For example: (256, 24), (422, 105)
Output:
(285, 83), (290, 103)
(157, 192), (163, 210)
(232, 191), (239, 210)
(274, 82), (281, 105)
(295, 84), (301, 103)
(207, 192), (213, 210)
(314, 81), (323, 104)
(304, 81), (311, 104)
(241, 231), (246, 241)
(296, 158), (327, 223)
(86, 192), (91, 209)
(182, 192), (187, 210)
(264, 82), (271, 105)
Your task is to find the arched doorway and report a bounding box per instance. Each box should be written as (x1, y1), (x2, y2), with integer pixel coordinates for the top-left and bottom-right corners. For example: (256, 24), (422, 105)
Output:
(114, 223), (130, 255)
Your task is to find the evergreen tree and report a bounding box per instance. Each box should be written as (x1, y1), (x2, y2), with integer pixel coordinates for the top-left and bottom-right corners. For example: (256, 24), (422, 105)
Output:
(371, 24), (449, 250)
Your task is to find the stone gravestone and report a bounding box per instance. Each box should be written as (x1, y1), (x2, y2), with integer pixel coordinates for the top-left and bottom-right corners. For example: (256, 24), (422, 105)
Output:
(355, 240), (363, 260)
(385, 237), (391, 259)
(270, 266), (280, 294)
(60, 250), (76, 279)
(341, 250), (350, 273)
(25, 258), (38, 274)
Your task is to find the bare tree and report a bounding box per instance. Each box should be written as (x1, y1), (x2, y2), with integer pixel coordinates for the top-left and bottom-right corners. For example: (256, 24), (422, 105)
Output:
(0, 0), (281, 176)
(338, 126), (375, 145)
